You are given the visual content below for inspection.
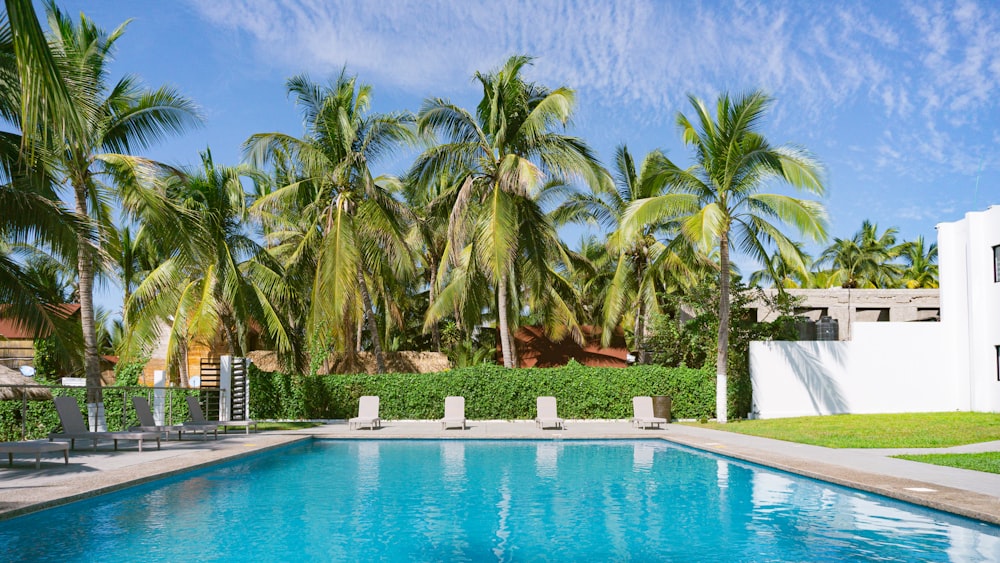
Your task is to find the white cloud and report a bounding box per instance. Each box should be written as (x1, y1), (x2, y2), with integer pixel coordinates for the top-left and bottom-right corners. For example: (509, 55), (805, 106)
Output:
(189, 0), (1000, 180)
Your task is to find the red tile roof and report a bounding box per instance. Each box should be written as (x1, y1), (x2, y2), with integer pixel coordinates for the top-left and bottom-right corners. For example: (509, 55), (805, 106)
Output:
(0, 304), (81, 339)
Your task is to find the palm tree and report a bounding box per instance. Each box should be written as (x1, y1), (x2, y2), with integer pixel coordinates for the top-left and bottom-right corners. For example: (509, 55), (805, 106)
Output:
(900, 235), (938, 289)
(246, 70), (415, 373)
(817, 220), (903, 288)
(0, 4), (80, 345)
(553, 145), (709, 350)
(749, 242), (813, 288)
(400, 170), (463, 352)
(412, 55), (606, 367)
(622, 91), (827, 422)
(8, 1), (200, 424)
(122, 150), (298, 384)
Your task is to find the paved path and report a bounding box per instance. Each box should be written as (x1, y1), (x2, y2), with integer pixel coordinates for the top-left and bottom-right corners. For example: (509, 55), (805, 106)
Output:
(1, 420), (998, 525)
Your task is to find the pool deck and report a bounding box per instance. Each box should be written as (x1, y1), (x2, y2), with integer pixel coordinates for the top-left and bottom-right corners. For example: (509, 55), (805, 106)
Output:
(2, 420), (999, 525)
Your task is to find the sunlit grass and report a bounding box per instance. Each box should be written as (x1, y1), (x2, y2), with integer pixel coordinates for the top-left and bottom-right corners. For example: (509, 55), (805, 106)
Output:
(894, 452), (1000, 475)
(689, 412), (1000, 448)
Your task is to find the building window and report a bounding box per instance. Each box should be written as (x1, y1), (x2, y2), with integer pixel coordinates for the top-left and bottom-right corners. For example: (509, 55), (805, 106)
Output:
(997, 346), (1000, 381)
(995, 245), (1000, 282)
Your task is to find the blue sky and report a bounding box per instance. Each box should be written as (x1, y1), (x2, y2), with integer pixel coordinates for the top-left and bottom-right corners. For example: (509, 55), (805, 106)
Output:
(51, 0), (999, 305)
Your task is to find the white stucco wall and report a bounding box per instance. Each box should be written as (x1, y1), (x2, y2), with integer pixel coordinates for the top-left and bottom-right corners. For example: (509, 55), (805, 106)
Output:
(750, 322), (952, 418)
(938, 206), (1000, 413)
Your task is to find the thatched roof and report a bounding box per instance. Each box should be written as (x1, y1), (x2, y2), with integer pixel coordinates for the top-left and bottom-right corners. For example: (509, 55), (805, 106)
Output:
(0, 365), (53, 401)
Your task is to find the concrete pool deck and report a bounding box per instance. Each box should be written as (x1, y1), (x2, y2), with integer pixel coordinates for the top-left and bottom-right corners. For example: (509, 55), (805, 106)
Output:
(1, 419), (999, 525)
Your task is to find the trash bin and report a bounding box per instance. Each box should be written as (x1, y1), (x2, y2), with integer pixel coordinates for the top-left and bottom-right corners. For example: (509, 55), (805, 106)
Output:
(651, 395), (671, 423)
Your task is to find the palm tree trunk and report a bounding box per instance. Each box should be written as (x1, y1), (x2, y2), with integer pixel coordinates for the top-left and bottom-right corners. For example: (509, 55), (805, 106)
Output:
(497, 271), (515, 368)
(356, 263), (386, 373)
(716, 231), (731, 423)
(429, 261), (441, 352)
(74, 182), (104, 430)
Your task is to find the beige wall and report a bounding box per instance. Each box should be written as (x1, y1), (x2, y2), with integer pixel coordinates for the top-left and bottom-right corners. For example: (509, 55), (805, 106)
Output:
(749, 288), (940, 340)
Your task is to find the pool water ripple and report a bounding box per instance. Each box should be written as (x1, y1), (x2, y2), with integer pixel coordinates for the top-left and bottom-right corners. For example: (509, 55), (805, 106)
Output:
(1, 439), (998, 562)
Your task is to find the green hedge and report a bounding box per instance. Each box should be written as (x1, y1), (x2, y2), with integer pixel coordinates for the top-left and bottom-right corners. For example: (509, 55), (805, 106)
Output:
(249, 362), (716, 420)
(0, 363), (203, 441)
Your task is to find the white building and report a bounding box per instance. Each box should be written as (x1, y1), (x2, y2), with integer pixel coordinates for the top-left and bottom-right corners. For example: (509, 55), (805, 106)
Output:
(749, 206), (1000, 418)
(938, 205), (1000, 413)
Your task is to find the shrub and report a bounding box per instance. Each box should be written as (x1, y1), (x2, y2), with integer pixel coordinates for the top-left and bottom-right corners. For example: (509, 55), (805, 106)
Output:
(248, 363), (716, 420)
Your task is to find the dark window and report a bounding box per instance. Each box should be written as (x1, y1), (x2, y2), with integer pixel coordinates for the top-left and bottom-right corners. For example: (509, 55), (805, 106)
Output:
(994, 245), (1000, 282)
(997, 346), (1000, 381)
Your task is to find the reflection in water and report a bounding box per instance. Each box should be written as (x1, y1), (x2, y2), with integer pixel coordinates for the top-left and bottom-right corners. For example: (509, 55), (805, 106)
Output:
(535, 443), (558, 478)
(356, 441), (381, 488)
(442, 441), (466, 488)
(492, 472), (512, 562)
(632, 443), (654, 471)
(716, 459), (730, 489)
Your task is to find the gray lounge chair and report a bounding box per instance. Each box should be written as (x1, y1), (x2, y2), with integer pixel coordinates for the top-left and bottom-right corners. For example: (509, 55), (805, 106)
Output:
(440, 396), (467, 430)
(0, 440), (69, 469)
(349, 396), (381, 430)
(631, 396), (667, 429)
(131, 396), (217, 440)
(535, 396), (564, 430)
(48, 396), (161, 452)
(185, 396), (258, 434)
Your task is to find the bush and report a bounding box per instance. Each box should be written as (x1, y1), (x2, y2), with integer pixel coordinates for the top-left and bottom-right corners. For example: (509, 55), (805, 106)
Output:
(645, 278), (798, 419)
(248, 362), (716, 420)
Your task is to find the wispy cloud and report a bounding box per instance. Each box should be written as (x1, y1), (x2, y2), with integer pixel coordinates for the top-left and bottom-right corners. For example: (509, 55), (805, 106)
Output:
(190, 0), (999, 179)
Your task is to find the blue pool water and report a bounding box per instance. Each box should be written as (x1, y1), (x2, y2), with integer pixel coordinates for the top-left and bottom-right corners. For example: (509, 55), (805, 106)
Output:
(1, 439), (998, 561)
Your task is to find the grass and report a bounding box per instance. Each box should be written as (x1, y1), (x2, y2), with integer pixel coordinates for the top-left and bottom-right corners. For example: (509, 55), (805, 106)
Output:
(688, 412), (1000, 448)
(893, 452), (1000, 475)
(253, 421), (324, 432)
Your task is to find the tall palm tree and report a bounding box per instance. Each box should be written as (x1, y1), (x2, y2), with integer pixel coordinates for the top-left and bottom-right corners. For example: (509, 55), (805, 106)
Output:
(0, 4), (80, 345)
(8, 1), (200, 424)
(553, 145), (709, 349)
(900, 235), (938, 289)
(412, 55), (606, 367)
(246, 70), (415, 373)
(817, 220), (903, 288)
(122, 150), (297, 384)
(622, 91), (827, 422)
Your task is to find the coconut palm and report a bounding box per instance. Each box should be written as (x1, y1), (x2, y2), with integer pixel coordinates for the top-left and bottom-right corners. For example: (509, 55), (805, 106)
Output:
(7, 1), (200, 421)
(749, 242), (813, 288)
(553, 145), (710, 349)
(122, 150), (298, 384)
(817, 220), (903, 288)
(0, 4), (80, 344)
(900, 235), (938, 289)
(413, 55), (606, 367)
(246, 70), (415, 373)
(622, 91), (827, 422)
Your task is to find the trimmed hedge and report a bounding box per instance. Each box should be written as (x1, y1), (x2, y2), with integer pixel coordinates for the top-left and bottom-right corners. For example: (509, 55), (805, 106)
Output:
(0, 363), (203, 441)
(249, 362), (716, 420)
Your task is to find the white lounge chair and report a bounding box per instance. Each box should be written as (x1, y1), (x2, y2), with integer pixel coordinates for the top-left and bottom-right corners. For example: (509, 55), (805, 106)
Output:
(349, 396), (381, 430)
(131, 396), (217, 440)
(48, 396), (161, 452)
(631, 396), (667, 429)
(535, 396), (564, 430)
(184, 396), (258, 434)
(440, 396), (467, 430)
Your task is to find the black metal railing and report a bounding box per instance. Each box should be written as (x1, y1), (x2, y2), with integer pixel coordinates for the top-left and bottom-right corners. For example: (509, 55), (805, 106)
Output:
(0, 384), (224, 441)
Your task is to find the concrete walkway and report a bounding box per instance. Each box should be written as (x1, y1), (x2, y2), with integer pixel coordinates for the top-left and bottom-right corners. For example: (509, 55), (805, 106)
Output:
(1, 420), (999, 525)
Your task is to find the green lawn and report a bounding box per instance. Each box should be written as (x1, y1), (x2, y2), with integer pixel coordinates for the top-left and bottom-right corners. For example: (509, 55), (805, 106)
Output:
(689, 412), (1000, 448)
(893, 452), (1000, 475)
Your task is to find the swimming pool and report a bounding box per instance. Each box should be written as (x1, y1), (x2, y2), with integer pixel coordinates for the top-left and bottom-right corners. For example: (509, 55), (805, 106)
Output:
(1, 439), (998, 561)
